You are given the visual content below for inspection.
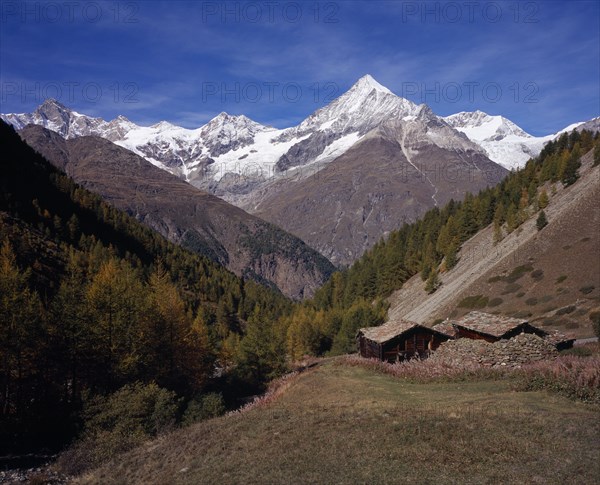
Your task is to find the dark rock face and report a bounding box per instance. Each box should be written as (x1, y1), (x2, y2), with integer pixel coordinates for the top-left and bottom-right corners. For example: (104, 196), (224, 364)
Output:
(19, 125), (335, 299)
(275, 131), (339, 172)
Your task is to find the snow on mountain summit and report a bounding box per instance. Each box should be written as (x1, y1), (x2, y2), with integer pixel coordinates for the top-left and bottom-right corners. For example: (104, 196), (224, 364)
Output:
(2, 76), (591, 184)
(443, 110), (553, 169)
(294, 74), (421, 136)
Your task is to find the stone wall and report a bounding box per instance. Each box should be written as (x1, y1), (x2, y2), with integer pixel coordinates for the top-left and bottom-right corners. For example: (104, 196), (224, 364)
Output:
(430, 333), (558, 368)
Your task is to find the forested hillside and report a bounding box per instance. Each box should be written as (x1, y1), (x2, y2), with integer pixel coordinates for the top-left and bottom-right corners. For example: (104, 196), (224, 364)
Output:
(279, 129), (600, 358)
(0, 121), (292, 455)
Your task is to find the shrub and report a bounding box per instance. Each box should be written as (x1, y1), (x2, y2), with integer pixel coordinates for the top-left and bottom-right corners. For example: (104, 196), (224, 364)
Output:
(458, 295), (489, 309)
(487, 297), (503, 307)
(555, 275), (568, 284)
(502, 283), (522, 295)
(514, 356), (600, 404)
(525, 298), (538, 306)
(556, 305), (576, 316)
(182, 393), (226, 426)
(580, 285), (595, 295)
(531, 269), (544, 280)
(58, 382), (181, 475)
(339, 355), (504, 383)
(505, 264), (533, 283)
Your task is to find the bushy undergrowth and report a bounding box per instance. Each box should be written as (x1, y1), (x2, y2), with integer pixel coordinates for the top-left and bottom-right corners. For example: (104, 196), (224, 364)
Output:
(339, 355), (505, 382)
(341, 355), (600, 405)
(514, 356), (600, 404)
(58, 382), (182, 475)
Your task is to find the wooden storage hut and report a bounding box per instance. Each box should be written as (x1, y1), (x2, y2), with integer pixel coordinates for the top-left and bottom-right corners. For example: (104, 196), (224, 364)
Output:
(357, 320), (452, 362)
(452, 311), (547, 342)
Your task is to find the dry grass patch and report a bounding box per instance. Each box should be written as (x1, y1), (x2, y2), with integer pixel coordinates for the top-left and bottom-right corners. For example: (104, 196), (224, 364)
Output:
(78, 361), (600, 485)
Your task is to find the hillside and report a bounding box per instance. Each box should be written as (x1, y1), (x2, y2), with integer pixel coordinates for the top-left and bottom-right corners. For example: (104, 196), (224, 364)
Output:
(78, 361), (600, 484)
(18, 124), (334, 299)
(387, 147), (600, 337)
(0, 120), (293, 454)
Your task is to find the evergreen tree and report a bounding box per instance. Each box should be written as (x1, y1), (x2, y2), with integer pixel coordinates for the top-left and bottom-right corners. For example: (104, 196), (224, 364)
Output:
(493, 220), (503, 245)
(561, 144), (581, 186)
(0, 242), (44, 416)
(538, 189), (549, 209)
(536, 210), (548, 231)
(425, 268), (440, 294)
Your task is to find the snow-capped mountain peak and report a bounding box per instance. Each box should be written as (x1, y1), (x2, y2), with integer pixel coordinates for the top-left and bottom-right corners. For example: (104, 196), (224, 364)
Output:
(294, 74), (419, 136)
(443, 110), (554, 169)
(352, 74), (394, 96)
(444, 110), (530, 139)
(150, 120), (178, 131)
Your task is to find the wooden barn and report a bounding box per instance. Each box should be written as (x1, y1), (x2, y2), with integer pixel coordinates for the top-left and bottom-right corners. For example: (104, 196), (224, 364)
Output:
(357, 320), (452, 362)
(452, 311), (548, 343)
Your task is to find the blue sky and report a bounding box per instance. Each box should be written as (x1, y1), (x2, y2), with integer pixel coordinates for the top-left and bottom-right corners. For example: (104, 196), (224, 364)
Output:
(1, 0), (598, 135)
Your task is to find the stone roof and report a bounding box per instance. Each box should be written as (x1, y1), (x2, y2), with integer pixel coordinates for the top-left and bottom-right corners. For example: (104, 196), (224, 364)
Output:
(543, 330), (576, 346)
(358, 320), (419, 344)
(454, 311), (530, 338)
(432, 321), (458, 338)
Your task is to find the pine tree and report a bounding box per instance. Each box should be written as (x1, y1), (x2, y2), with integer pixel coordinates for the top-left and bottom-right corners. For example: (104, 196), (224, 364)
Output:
(0, 242), (43, 416)
(147, 263), (192, 387)
(506, 203), (519, 233)
(536, 210), (548, 231)
(561, 144), (581, 186)
(538, 189), (549, 209)
(493, 219), (503, 245)
(425, 268), (440, 294)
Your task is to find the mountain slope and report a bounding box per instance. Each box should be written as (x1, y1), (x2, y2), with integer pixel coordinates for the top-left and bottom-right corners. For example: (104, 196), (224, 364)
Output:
(251, 112), (506, 265)
(19, 124), (334, 299)
(387, 147), (600, 337)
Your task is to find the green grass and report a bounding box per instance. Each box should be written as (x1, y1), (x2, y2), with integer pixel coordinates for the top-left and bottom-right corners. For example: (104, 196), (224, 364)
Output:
(79, 362), (600, 485)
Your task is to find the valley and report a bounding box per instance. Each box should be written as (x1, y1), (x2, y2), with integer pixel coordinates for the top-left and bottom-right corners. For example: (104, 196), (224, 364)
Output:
(2, 4), (599, 481)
